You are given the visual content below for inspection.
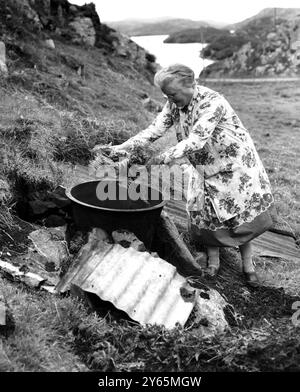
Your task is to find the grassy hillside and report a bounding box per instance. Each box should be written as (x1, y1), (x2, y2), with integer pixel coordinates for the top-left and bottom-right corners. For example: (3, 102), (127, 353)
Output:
(0, 0), (164, 231)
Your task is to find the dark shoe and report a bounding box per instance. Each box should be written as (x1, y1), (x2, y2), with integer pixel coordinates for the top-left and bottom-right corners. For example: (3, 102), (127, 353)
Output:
(243, 271), (260, 288)
(205, 265), (219, 278)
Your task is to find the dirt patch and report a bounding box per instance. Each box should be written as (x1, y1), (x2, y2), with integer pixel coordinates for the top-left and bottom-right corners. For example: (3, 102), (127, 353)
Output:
(212, 249), (300, 328)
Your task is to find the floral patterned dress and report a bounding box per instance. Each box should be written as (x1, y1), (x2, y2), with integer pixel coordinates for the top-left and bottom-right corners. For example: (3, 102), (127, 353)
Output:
(125, 85), (274, 232)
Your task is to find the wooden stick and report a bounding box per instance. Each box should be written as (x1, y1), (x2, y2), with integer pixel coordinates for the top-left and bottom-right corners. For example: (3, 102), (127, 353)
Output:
(152, 211), (203, 277)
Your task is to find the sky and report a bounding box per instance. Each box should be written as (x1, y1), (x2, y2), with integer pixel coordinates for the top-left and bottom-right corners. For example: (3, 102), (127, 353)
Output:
(70, 0), (300, 24)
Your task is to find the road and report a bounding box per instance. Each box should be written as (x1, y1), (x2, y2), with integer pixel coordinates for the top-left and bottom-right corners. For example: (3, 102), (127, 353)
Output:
(199, 77), (300, 83)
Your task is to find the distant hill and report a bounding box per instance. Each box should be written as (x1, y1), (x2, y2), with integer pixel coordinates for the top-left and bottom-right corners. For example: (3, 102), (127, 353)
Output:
(202, 16), (278, 60)
(165, 8), (300, 44)
(226, 7), (300, 30)
(164, 26), (227, 44)
(106, 17), (224, 37)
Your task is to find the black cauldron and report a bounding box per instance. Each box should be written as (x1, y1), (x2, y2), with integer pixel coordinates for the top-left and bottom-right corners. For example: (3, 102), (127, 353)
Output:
(66, 180), (166, 248)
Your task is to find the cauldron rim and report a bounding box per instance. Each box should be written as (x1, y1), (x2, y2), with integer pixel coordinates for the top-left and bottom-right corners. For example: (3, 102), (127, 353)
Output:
(66, 180), (167, 213)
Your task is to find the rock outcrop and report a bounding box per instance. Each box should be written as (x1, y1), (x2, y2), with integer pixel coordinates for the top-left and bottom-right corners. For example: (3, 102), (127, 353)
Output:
(203, 16), (300, 77)
(68, 16), (96, 46)
(44, 38), (55, 49)
(1, 0), (158, 78)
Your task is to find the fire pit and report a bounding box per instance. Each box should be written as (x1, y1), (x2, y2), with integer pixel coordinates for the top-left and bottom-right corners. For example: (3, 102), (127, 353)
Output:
(66, 180), (166, 248)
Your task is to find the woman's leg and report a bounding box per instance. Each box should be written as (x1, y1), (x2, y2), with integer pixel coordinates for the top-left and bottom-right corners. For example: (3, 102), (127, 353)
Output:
(207, 246), (220, 268)
(205, 246), (220, 277)
(239, 241), (259, 287)
(239, 241), (255, 272)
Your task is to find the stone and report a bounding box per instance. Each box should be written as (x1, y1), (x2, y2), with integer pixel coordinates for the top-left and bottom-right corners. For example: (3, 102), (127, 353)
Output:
(88, 227), (111, 243)
(275, 62), (286, 73)
(77, 65), (84, 77)
(112, 229), (146, 251)
(28, 228), (69, 269)
(28, 200), (57, 215)
(192, 288), (229, 336)
(110, 30), (129, 57)
(180, 284), (197, 302)
(44, 39), (55, 49)
(0, 41), (8, 75)
(19, 0), (42, 30)
(108, 29), (157, 73)
(266, 67), (276, 76)
(47, 225), (67, 241)
(236, 42), (253, 72)
(0, 260), (20, 277)
(44, 215), (66, 227)
(255, 65), (267, 77)
(267, 32), (278, 41)
(48, 185), (71, 208)
(69, 17), (96, 46)
(22, 271), (46, 288)
(20, 251), (59, 286)
(69, 5), (78, 13)
(40, 284), (57, 294)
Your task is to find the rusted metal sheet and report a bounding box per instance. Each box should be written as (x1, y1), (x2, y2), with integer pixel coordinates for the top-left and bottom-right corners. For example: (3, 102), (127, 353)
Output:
(56, 241), (196, 329)
(251, 231), (300, 262)
(69, 164), (300, 263)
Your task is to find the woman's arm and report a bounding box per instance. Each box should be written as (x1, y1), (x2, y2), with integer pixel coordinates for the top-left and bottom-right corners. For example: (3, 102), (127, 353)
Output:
(116, 101), (175, 151)
(161, 97), (225, 163)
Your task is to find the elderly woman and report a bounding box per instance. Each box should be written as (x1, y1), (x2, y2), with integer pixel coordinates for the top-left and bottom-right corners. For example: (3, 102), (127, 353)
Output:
(111, 64), (274, 287)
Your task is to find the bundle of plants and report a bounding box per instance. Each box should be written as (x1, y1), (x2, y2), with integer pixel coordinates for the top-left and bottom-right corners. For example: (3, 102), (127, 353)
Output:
(89, 143), (157, 176)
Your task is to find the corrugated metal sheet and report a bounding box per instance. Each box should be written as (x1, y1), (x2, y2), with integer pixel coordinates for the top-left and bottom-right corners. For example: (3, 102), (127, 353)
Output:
(68, 164), (300, 263)
(56, 241), (196, 329)
(251, 231), (300, 261)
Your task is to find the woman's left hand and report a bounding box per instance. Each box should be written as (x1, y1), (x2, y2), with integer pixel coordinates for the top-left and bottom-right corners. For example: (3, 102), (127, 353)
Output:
(147, 152), (170, 166)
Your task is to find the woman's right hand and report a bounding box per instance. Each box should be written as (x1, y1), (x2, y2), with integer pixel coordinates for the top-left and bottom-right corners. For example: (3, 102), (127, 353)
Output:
(92, 142), (130, 159)
(109, 143), (131, 160)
